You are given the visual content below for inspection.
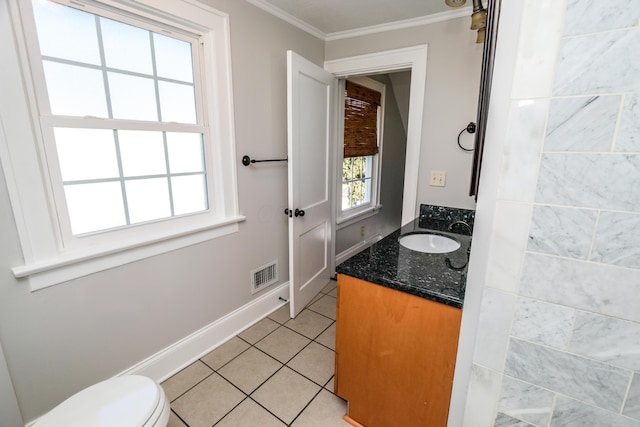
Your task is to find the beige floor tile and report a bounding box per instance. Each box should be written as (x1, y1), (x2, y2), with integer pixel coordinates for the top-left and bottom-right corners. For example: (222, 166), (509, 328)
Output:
(161, 360), (213, 402)
(216, 398), (286, 427)
(172, 373), (244, 427)
(308, 295), (337, 320)
(252, 367), (322, 424)
(167, 411), (188, 427)
(268, 304), (291, 324)
(321, 281), (337, 294)
(315, 322), (336, 350)
(287, 342), (335, 386)
(324, 376), (335, 392)
(307, 292), (324, 307)
(284, 309), (333, 339)
(238, 317), (280, 344)
(291, 389), (350, 427)
(217, 347), (282, 394)
(200, 336), (250, 370)
(327, 286), (337, 298)
(255, 326), (311, 363)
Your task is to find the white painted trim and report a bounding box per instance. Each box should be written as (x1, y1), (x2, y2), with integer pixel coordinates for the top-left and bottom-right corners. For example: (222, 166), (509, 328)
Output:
(120, 282), (290, 382)
(326, 7), (473, 41)
(325, 45), (428, 226)
(14, 216), (246, 291)
(245, 0), (471, 41)
(2, 0), (242, 292)
(245, 0), (325, 40)
(335, 233), (382, 265)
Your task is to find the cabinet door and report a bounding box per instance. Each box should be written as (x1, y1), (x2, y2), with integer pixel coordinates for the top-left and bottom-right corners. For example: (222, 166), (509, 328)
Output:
(335, 274), (462, 427)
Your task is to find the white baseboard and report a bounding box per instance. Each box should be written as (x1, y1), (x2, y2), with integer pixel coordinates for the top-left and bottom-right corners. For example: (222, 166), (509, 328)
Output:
(335, 233), (382, 265)
(119, 282), (290, 383)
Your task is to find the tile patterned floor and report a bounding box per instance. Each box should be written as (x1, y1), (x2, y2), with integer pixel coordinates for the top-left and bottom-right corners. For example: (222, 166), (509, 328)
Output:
(161, 281), (351, 427)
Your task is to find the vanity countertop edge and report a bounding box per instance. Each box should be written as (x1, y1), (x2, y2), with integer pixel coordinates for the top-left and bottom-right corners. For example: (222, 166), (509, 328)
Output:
(335, 217), (472, 309)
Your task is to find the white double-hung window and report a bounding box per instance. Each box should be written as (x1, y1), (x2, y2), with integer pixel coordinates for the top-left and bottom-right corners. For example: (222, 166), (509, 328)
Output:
(1, 0), (241, 290)
(338, 77), (385, 224)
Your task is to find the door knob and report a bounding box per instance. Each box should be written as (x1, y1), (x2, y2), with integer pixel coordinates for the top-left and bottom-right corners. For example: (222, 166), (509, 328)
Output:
(284, 208), (292, 217)
(294, 208), (305, 217)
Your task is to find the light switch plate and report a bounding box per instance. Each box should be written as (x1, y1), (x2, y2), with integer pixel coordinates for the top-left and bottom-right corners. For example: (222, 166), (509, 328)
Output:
(429, 171), (446, 187)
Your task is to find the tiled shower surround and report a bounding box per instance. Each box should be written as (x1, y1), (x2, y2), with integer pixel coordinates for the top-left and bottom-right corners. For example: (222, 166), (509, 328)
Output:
(464, 0), (640, 426)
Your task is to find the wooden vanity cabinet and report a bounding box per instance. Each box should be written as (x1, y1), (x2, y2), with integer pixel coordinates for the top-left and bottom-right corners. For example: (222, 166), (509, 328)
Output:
(334, 274), (462, 427)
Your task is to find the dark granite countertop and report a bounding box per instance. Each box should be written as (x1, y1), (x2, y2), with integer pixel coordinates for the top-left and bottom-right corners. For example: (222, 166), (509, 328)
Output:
(335, 218), (471, 309)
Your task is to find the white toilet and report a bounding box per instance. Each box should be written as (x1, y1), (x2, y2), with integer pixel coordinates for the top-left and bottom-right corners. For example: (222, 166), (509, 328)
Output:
(34, 375), (170, 427)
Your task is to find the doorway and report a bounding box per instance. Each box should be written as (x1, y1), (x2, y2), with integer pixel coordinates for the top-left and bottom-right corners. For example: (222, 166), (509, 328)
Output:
(325, 45), (428, 270)
(334, 71), (410, 265)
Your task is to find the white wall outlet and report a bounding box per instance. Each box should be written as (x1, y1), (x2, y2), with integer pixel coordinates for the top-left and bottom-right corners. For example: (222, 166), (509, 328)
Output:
(429, 171), (446, 187)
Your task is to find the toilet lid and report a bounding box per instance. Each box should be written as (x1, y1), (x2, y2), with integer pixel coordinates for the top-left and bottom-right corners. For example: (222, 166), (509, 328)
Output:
(36, 376), (161, 427)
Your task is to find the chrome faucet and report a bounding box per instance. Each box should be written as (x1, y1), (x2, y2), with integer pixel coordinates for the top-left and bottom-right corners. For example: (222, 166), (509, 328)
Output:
(448, 220), (472, 236)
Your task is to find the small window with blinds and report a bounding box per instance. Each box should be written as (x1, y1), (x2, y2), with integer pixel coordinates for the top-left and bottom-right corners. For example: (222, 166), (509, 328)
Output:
(339, 78), (384, 221)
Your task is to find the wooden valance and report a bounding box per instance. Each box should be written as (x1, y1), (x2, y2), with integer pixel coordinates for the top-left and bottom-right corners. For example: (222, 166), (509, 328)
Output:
(344, 81), (381, 158)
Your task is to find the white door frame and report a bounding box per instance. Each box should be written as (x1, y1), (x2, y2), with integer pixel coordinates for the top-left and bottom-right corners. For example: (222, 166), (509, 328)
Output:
(324, 45), (428, 227)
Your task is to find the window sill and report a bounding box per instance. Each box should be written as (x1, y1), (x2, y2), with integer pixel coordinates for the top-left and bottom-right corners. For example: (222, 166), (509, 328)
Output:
(13, 215), (246, 291)
(336, 204), (382, 230)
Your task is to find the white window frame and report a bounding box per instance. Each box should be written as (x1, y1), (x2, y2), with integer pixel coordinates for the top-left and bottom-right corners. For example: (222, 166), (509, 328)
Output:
(336, 76), (385, 227)
(0, 0), (243, 291)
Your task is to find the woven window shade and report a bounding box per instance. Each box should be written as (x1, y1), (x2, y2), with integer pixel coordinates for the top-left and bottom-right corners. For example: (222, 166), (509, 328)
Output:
(344, 81), (381, 158)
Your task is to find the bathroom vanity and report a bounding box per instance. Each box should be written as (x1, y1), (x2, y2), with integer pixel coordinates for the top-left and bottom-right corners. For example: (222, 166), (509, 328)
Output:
(334, 211), (472, 427)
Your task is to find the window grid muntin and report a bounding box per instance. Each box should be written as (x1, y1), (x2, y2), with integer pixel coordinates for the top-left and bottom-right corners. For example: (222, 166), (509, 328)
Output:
(37, 24), (197, 122)
(342, 155), (374, 210)
(31, 0), (209, 236)
(56, 128), (208, 235)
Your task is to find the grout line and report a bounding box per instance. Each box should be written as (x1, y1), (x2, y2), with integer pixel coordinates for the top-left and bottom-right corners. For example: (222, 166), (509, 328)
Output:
(167, 300), (339, 426)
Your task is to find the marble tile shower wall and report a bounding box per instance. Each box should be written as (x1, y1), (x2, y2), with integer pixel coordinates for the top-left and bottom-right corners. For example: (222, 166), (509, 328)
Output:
(467, 1), (640, 426)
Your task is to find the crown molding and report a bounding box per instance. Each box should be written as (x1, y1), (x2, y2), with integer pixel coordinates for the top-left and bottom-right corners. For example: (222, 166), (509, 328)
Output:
(326, 7), (472, 41)
(246, 0), (472, 42)
(245, 0), (326, 40)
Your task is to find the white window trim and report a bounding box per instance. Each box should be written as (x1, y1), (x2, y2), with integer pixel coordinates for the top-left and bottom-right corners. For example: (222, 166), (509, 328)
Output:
(336, 76), (385, 224)
(0, 0), (243, 291)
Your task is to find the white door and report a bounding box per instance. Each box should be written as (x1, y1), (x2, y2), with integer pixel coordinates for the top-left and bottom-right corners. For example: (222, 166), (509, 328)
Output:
(287, 51), (335, 318)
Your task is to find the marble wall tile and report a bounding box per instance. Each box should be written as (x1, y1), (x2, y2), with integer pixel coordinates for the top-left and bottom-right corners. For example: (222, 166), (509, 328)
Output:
(569, 311), (640, 371)
(536, 153), (640, 211)
(493, 413), (534, 427)
(462, 364), (503, 427)
(554, 29), (640, 96)
(591, 211), (640, 269)
(551, 395), (640, 427)
(527, 205), (597, 259)
(473, 288), (517, 372)
(544, 96), (620, 152)
(511, 0), (566, 99)
(504, 338), (630, 411)
(563, 0), (640, 36)
(511, 298), (574, 349)
(497, 100), (549, 202)
(498, 375), (554, 426)
(485, 201), (532, 293)
(616, 94), (640, 152)
(520, 254), (640, 322)
(623, 373), (640, 420)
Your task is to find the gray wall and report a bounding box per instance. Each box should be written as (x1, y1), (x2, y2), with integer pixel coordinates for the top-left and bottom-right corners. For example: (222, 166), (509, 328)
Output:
(461, 0), (640, 425)
(335, 73), (407, 256)
(326, 16), (483, 211)
(0, 0), (323, 423)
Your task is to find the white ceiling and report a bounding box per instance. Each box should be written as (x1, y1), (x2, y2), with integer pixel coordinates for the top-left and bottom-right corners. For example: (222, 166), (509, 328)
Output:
(246, 0), (473, 39)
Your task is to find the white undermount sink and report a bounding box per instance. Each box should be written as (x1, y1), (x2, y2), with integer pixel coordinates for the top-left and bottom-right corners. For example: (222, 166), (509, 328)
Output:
(398, 233), (460, 254)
